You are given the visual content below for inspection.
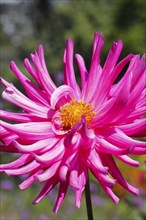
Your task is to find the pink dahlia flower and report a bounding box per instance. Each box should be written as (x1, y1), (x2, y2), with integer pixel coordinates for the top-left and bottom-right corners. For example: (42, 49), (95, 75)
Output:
(0, 32), (146, 213)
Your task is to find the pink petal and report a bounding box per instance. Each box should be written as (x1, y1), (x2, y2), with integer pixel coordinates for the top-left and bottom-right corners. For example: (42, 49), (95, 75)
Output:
(130, 55), (145, 91)
(101, 184), (119, 204)
(76, 118), (96, 151)
(87, 150), (108, 174)
(126, 106), (146, 123)
(34, 138), (65, 165)
(30, 51), (56, 97)
(75, 189), (84, 208)
(96, 71), (132, 124)
(109, 53), (134, 89)
(1, 121), (54, 141)
(13, 138), (58, 153)
(110, 55), (139, 97)
(50, 85), (79, 109)
(32, 176), (58, 204)
(91, 97), (116, 127)
(0, 126), (19, 145)
(64, 38), (81, 96)
(74, 165), (88, 208)
(91, 32), (104, 65)
(96, 137), (130, 155)
(112, 70), (146, 123)
(102, 40), (123, 75)
(82, 65), (102, 103)
(101, 154), (139, 196)
(82, 33), (104, 101)
(78, 164), (88, 190)
(59, 165), (69, 182)
(53, 180), (69, 213)
(115, 155), (139, 167)
(130, 147), (146, 155)
(10, 61), (50, 106)
(92, 40), (123, 107)
(5, 160), (40, 176)
(24, 58), (41, 85)
(64, 122), (82, 148)
(0, 110), (51, 123)
(69, 155), (80, 190)
(19, 169), (43, 190)
(91, 165), (116, 188)
(75, 54), (88, 88)
(0, 154), (31, 170)
(1, 78), (49, 118)
(36, 161), (61, 182)
(118, 118), (146, 136)
(59, 153), (78, 182)
(0, 143), (19, 153)
(37, 44), (51, 77)
(105, 128), (146, 149)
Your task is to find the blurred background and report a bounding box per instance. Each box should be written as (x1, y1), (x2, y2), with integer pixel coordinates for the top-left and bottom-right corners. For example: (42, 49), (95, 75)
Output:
(0, 0), (145, 219)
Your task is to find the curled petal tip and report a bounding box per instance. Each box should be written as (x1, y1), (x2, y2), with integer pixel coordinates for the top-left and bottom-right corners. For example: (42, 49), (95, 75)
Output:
(67, 38), (74, 45)
(114, 198), (119, 205)
(135, 189), (140, 196)
(32, 200), (37, 205)
(30, 51), (37, 59)
(10, 60), (15, 67)
(38, 44), (44, 49)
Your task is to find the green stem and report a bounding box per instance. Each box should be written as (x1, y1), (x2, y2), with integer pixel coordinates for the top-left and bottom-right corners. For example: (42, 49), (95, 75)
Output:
(85, 178), (94, 220)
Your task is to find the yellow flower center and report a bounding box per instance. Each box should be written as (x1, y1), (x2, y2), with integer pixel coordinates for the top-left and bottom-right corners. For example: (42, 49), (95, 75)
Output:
(59, 99), (94, 130)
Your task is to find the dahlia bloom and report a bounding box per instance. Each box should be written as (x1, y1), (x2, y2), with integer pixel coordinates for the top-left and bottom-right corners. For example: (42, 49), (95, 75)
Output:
(0, 32), (146, 213)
